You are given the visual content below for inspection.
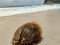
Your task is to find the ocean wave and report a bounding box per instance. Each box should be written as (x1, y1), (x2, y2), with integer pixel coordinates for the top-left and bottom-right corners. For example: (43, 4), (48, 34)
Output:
(0, 4), (60, 17)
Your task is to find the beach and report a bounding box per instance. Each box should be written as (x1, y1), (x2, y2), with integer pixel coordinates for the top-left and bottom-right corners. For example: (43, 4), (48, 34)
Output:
(0, 4), (60, 17)
(0, 9), (60, 45)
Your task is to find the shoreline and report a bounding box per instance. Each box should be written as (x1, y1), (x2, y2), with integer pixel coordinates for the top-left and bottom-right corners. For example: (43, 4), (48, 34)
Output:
(0, 4), (60, 17)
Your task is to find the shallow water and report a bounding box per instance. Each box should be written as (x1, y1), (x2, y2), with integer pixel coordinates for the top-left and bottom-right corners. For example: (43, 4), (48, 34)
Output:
(0, 4), (60, 17)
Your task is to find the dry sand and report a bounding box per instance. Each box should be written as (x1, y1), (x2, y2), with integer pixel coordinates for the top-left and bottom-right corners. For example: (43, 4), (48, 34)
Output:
(0, 9), (60, 45)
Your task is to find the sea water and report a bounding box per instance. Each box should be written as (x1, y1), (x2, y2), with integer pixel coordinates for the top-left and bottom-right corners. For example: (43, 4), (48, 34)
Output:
(0, 4), (60, 17)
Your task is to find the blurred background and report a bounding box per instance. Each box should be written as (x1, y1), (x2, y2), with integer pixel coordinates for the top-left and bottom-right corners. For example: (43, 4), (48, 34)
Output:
(0, 0), (60, 7)
(0, 0), (60, 16)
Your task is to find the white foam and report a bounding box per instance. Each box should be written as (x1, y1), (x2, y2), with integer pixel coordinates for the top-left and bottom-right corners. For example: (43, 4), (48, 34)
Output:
(0, 4), (60, 17)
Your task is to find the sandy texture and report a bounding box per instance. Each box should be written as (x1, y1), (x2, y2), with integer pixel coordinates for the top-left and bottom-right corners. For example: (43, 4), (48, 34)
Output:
(0, 9), (60, 45)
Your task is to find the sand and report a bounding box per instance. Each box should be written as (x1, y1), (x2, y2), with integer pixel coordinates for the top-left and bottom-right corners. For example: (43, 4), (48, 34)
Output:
(0, 9), (60, 45)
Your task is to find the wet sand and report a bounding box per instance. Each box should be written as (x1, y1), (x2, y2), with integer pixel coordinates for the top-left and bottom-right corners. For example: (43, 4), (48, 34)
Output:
(0, 9), (60, 45)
